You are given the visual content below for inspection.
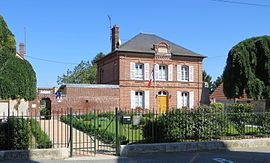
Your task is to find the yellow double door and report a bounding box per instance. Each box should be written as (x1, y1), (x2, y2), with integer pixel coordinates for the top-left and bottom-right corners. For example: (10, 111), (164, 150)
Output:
(158, 96), (168, 113)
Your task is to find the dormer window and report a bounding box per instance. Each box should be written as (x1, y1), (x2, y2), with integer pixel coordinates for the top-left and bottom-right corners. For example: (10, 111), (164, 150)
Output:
(154, 42), (171, 56)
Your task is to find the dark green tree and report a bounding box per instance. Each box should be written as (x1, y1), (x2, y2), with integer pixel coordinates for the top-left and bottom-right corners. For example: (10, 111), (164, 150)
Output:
(0, 16), (16, 53)
(0, 15), (36, 100)
(212, 75), (223, 93)
(223, 35), (270, 100)
(57, 52), (105, 84)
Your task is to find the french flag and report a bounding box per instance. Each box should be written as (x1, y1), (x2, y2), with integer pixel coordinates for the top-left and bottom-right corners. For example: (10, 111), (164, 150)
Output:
(147, 65), (155, 87)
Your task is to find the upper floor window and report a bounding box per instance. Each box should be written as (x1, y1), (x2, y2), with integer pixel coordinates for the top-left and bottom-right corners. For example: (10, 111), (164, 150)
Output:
(158, 65), (167, 80)
(135, 63), (144, 80)
(181, 66), (189, 81)
(130, 62), (149, 80)
(177, 65), (194, 82)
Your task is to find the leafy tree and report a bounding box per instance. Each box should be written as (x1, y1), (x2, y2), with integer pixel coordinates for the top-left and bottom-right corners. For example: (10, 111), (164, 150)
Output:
(0, 16), (16, 53)
(223, 35), (270, 100)
(0, 15), (36, 101)
(203, 70), (212, 90)
(57, 52), (105, 84)
(91, 52), (105, 65)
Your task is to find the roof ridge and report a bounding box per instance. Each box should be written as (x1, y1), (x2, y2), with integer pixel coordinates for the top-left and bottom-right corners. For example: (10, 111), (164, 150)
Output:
(139, 32), (155, 35)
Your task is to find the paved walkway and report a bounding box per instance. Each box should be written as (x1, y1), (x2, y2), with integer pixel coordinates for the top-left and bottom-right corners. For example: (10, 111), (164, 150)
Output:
(38, 118), (115, 156)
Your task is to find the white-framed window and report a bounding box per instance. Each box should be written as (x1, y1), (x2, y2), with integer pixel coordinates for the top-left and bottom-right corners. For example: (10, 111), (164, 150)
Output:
(131, 90), (149, 109)
(135, 63), (144, 80)
(158, 65), (167, 80)
(177, 65), (194, 82)
(135, 91), (144, 108)
(177, 91), (194, 109)
(182, 92), (189, 108)
(131, 62), (147, 80)
(181, 66), (189, 81)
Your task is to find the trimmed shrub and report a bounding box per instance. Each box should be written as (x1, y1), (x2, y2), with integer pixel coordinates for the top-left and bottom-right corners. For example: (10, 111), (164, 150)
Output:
(0, 117), (31, 150)
(210, 102), (224, 111)
(29, 119), (52, 148)
(142, 106), (226, 143)
(192, 105), (226, 140)
(228, 103), (254, 135)
(256, 112), (270, 135)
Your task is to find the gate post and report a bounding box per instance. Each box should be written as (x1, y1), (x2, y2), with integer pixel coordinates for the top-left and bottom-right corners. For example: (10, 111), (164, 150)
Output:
(115, 107), (120, 156)
(69, 107), (73, 157)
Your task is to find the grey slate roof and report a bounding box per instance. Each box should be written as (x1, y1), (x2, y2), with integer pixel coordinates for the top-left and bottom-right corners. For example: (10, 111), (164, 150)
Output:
(117, 33), (205, 57)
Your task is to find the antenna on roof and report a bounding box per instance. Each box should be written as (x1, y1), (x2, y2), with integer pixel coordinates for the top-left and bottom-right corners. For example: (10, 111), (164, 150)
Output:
(107, 15), (112, 29)
(107, 15), (112, 41)
(24, 27), (27, 54)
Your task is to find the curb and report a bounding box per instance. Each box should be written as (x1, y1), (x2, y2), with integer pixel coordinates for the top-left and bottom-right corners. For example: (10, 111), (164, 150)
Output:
(120, 138), (270, 156)
(0, 148), (69, 161)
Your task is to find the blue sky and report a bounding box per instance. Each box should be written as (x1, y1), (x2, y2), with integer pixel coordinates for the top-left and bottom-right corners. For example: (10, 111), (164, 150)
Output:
(0, 0), (269, 87)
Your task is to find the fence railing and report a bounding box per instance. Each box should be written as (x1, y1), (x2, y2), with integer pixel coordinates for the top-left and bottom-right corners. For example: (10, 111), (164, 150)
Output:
(0, 109), (70, 151)
(118, 109), (270, 144)
(1, 108), (270, 156)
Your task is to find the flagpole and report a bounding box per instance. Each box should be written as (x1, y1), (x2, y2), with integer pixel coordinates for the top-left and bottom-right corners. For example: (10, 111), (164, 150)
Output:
(154, 58), (157, 113)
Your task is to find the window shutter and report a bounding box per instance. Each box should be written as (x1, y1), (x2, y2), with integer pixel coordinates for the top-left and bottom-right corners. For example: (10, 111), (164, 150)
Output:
(168, 64), (173, 81)
(189, 65), (194, 82)
(177, 91), (182, 109)
(144, 63), (149, 80)
(144, 91), (150, 109)
(130, 62), (135, 79)
(130, 90), (135, 109)
(177, 65), (182, 81)
(154, 64), (159, 81)
(189, 91), (194, 109)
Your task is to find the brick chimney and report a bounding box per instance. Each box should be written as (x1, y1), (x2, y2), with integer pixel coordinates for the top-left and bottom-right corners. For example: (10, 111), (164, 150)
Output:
(19, 43), (25, 58)
(111, 25), (120, 52)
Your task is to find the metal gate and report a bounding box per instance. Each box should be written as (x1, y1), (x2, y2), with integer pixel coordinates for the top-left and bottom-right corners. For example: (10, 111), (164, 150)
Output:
(66, 107), (120, 157)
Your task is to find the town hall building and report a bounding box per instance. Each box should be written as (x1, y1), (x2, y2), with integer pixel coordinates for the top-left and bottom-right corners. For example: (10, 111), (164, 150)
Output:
(29, 26), (206, 114)
(96, 26), (205, 112)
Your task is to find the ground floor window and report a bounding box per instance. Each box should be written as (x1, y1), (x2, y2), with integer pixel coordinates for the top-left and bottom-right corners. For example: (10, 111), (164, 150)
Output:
(135, 91), (144, 108)
(182, 92), (189, 107)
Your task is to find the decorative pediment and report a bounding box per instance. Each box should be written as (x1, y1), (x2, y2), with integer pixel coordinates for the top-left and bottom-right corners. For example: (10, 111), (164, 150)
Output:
(154, 42), (171, 57)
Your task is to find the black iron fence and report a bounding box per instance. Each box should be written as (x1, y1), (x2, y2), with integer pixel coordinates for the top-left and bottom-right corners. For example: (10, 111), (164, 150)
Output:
(1, 107), (270, 157)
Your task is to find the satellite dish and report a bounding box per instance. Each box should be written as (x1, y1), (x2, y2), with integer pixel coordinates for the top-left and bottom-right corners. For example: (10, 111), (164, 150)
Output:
(118, 38), (121, 46)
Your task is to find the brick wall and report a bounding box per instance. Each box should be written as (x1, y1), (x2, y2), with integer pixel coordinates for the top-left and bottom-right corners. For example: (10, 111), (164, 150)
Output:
(29, 87), (119, 115)
(97, 54), (119, 84)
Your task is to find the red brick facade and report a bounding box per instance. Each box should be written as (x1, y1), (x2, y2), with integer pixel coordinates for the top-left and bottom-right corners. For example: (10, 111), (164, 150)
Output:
(97, 51), (203, 110)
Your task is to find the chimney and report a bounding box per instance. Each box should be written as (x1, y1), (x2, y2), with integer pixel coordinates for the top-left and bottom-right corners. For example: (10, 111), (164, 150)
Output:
(111, 25), (120, 52)
(19, 43), (25, 58)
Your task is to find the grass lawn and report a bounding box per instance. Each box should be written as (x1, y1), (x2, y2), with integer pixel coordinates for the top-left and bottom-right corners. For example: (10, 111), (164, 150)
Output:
(226, 124), (259, 136)
(79, 117), (143, 144)
(75, 115), (263, 145)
